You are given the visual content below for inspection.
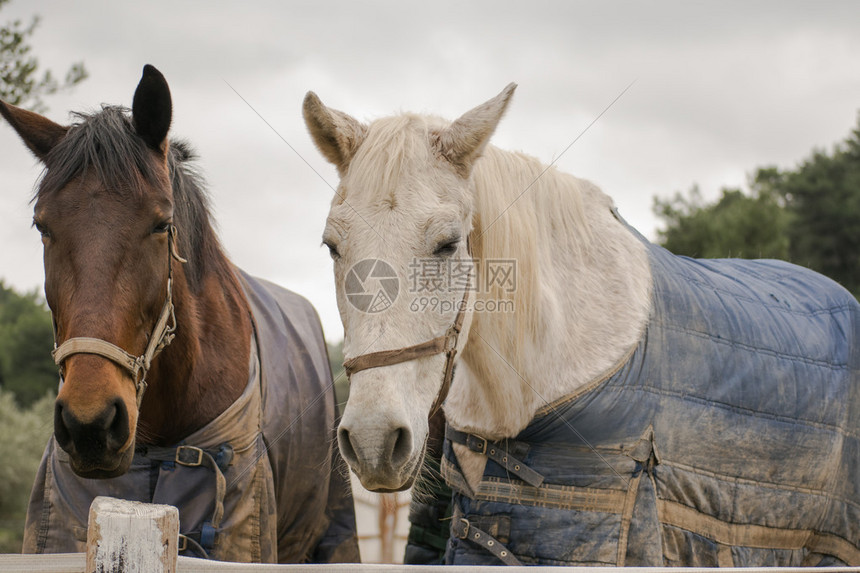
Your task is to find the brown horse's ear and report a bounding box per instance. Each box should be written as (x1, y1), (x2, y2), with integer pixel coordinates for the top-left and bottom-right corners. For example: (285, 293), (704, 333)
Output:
(132, 64), (172, 154)
(436, 82), (517, 177)
(0, 100), (68, 161)
(303, 91), (367, 177)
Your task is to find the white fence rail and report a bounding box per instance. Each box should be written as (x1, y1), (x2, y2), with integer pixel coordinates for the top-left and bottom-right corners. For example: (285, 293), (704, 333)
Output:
(4, 553), (860, 573)
(3, 495), (860, 572)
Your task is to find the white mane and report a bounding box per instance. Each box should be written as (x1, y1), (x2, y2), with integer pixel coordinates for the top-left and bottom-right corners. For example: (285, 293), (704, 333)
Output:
(450, 145), (652, 438)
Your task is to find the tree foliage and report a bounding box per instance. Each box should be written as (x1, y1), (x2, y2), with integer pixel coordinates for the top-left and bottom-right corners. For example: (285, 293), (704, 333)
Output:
(654, 113), (860, 298)
(780, 118), (860, 297)
(0, 281), (57, 407)
(654, 181), (790, 260)
(0, 0), (87, 111)
(0, 389), (52, 552)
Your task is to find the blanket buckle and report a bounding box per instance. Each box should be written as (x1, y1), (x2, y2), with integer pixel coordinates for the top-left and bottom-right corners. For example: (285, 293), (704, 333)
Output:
(466, 434), (488, 455)
(176, 445), (204, 467)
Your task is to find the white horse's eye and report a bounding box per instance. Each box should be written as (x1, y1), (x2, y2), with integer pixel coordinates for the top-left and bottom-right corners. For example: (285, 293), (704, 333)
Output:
(433, 238), (460, 257)
(323, 240), (341, 260)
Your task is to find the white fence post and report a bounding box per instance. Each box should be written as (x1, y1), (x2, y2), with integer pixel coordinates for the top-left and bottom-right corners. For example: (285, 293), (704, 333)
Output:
(86, 496), (179, 573)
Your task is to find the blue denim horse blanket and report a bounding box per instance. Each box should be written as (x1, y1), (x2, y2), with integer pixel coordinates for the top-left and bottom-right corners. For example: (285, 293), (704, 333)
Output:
(23, 271), (359, 563)
(443, 227), (860, 566)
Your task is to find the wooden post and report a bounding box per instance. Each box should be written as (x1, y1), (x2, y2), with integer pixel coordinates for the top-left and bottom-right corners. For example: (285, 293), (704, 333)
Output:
(86, 496), (179, 573)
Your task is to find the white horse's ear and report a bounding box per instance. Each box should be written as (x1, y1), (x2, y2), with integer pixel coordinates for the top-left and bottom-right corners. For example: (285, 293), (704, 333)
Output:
(436, 82), (517, 177)
(303, 92), (367, 177)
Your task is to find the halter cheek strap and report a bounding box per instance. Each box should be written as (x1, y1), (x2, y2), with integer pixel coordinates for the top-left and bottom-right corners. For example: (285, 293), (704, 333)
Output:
(342, 245), (472, 417)
(51, 225), (186, 408)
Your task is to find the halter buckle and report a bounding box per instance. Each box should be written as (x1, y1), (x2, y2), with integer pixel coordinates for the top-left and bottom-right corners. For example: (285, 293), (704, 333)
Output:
(444, 326), (459, 353)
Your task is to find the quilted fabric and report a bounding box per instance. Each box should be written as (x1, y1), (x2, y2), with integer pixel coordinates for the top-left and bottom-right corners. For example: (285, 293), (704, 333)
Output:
(443, 223), (860, 566)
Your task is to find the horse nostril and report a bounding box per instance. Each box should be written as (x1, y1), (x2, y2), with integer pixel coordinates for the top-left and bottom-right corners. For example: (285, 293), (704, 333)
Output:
(101, 400), (117, 430)
(337, 426), (359, 466)
(54, 400), (72, 450)
(105, 398), (130, 451)
(53, 397), (131, 455)
(389, 426), (413, 468)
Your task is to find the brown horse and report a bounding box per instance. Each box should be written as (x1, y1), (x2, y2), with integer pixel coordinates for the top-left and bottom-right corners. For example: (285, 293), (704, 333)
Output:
(1, 66), (358, 563)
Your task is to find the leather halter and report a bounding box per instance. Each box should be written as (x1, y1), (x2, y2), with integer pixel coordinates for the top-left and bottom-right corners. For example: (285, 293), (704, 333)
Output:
(342, 249), (472, 417)
(51, 225), (187, 408)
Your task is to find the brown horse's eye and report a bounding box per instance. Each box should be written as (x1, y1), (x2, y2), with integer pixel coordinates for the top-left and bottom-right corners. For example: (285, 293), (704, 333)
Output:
(33, 220), (51, 239)
(152, 221), (171, 234)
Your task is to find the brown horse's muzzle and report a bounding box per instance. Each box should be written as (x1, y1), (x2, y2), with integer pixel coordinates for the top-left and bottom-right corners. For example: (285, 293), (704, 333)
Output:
(53, 358), (138, 478)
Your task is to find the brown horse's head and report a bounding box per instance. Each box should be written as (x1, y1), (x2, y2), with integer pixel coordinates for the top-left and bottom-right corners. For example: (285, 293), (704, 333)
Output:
(0, 65), (179, 478)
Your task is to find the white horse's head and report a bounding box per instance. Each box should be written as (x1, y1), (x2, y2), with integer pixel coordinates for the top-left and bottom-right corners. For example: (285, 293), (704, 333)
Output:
(304, 84), (516, 491)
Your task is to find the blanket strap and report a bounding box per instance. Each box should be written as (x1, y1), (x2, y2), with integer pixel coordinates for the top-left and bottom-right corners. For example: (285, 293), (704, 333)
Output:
(446, 427), (544, 488)
(657, 498), (860, 565)
(615, 466), (645, 566)
(137, 443), (234, 557)
(452, 518), (522, 566)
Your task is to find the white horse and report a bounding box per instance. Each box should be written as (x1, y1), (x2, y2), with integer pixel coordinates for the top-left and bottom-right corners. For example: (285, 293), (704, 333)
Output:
(303, 86), (860, 566)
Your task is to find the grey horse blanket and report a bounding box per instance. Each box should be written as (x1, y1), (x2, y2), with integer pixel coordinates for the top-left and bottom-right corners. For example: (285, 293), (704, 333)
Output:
(442, 220), (860, 566)
(23, 271), (359, 563)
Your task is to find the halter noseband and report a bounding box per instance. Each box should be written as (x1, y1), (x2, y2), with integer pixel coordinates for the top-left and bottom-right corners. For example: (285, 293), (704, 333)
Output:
(342, 250), (472, 417)
(51, 225), (187, 408)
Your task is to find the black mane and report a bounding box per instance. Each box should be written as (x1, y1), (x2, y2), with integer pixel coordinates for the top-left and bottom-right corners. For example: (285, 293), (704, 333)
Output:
(167, 139), (223, 291)
(36, 105), (225, 292)
(38, 106), (157, 199)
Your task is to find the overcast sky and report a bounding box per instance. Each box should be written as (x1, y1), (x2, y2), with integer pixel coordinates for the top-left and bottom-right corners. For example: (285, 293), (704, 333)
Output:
(1, 1), (858, 341)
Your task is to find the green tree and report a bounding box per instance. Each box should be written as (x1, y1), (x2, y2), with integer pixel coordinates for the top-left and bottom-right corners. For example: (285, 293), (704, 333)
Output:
(780, 115), (860, 297)
(653, 179), (790, 260)
(653, 113), (860, 299)
(0, 281), (57, 407)
(0, 390), (53, 552)
(0, 0), (87, 111)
